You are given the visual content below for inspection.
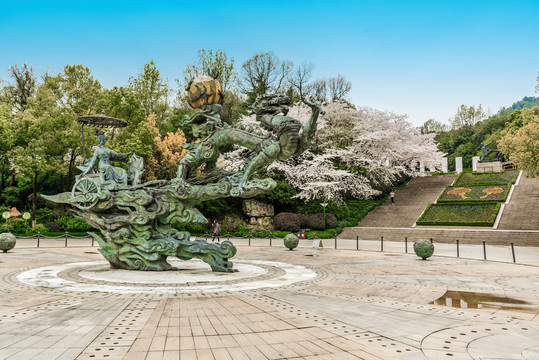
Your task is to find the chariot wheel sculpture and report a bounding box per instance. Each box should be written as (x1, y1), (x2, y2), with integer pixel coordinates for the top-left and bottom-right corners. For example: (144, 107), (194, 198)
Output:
(71, 177), (101, 210)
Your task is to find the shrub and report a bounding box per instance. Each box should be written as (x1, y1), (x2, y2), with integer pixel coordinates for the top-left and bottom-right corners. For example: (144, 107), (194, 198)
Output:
(36, 208), (53, 224)
(454, 169), (519, 186)
(416, 203), (500, 226)
(305, 213), (338, 230)
(273, 212), (306, 231)
(300, 201), (350, 220)
(184, 223), (207, 235)
(272, 230), (291, 238)
(231, 225), (249, 237)
(46, 221), (61, 232)
(55, 215), (91, 232)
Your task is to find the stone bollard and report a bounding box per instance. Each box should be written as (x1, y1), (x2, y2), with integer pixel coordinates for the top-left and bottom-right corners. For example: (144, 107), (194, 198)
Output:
(283, 234), (299, 250)
(413, 239), (434, 260)
(0, 233), (17, 253)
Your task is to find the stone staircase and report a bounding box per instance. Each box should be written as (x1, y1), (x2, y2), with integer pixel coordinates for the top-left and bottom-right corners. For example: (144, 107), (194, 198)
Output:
(340, 172), (539, 246)
(497, 174), (539, 230)
(353, 174), (456, 228)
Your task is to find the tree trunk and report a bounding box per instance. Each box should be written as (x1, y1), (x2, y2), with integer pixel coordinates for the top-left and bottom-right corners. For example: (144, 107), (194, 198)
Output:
(9, 169), (16, 187)
(67, 149), (77, 191)
(32, 171), (37, 229)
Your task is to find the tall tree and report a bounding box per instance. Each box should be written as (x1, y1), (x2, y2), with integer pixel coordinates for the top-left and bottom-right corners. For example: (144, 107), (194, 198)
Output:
(0, 104), (15, 197)
(418, 118), (448, 134)
(9, 85), (75, 227)
(306, 79), (327, 103)
(42, 64), (102, 190)
(327, 75), (352, 101)
(498, 107), (539, 177)
(128, 60), (170, 120)
(145, 114), (189, 180)
(449, 104), (487, 129)
(1, 62), (37, 112)
(289, 63), (313, 100)
(240, 52), (293, 102)
(183, 49), (237, 93)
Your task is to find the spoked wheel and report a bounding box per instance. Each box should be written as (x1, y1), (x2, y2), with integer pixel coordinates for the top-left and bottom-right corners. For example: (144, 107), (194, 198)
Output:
(71, 177), (101, 210)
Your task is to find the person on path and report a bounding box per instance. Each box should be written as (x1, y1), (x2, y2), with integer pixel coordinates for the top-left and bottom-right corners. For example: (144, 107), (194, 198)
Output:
(212, 220), (221, 242)
(390, 191), (395, 205)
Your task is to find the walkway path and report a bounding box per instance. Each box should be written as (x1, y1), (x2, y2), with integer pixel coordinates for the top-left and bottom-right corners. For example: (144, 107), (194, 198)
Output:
(1, 243), (538, 359)
(354, 174), (456, 228)
(498, 174), (539, 230)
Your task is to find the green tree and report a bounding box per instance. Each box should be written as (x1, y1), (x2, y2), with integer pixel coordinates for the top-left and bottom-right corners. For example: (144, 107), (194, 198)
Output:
(240, 52), (293, 103)
(0, 104), (15, 198)
(450, 104), (487, 129)
(9, 86), (75, 227)
(418, 118), (448, 134)
(42, 64), (102, 190)
(102, 87), (156, 162)
(128, 60), (170, 121)
(0, 63), (37, 112)
(183, 49), (238, 93)
(498, 107), (539, 177)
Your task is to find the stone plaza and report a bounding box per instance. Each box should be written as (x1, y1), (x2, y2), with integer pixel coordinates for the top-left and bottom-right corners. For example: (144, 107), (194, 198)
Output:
(1, 238), (538, 360)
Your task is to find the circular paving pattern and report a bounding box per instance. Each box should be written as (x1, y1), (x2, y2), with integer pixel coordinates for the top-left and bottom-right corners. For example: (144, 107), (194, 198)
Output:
(16, 259), (317, 294)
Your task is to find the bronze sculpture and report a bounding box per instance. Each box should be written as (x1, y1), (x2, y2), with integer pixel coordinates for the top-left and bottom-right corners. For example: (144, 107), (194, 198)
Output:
(44, 72), (323, 272)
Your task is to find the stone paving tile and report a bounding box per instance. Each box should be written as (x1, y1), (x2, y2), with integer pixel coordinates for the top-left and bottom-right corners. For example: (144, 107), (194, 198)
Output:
(2, 246), (539, 359)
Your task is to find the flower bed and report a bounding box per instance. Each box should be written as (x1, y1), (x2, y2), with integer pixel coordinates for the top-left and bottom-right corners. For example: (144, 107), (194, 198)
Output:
(454, 170), (519, 186)
(416, 203), (501, 226)
(438, 184), (510, 203)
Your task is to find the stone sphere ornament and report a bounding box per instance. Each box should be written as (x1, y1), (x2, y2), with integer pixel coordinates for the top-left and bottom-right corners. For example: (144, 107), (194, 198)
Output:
(283, 234), (299, 250)
(0, 233), (16, 253)
(413, 239), (434, 260)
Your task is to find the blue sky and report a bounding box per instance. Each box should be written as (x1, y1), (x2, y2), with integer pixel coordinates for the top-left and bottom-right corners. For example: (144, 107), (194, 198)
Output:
(1, 0), (538, 126)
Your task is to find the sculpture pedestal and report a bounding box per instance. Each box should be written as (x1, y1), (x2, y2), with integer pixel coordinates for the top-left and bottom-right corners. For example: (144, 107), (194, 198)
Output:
(477, 161), (503, 173)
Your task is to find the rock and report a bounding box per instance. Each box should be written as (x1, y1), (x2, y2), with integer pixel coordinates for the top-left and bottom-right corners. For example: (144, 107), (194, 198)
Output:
(0, 233), (16, 253)
(243, 199), (274, 217)
(256, 217), (272, 226)
(283, 234), (299, 250)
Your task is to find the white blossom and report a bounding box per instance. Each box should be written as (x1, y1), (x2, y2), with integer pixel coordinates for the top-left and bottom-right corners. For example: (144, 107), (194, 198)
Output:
(218, 100), (443, 203)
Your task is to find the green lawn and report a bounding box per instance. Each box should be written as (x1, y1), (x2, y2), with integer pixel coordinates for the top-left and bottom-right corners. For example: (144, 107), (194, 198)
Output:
(454, 170), (519, 186)
(438, 184), (510, 203)
(417, 203), (501, 226)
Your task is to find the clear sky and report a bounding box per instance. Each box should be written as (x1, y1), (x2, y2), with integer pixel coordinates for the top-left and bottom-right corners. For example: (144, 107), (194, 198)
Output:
(1, 0), (538, 126)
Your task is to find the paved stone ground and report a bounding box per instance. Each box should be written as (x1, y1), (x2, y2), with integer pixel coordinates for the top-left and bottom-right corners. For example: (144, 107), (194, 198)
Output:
(1, 242), (539, 360)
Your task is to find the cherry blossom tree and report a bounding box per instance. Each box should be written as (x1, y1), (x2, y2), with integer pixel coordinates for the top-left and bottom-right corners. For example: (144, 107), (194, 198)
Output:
(219, 99), (443, 203)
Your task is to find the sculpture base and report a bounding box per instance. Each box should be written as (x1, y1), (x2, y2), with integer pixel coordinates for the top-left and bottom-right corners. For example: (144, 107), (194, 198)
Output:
(92, 231), (237, 272)
(477, 161), (503, 173)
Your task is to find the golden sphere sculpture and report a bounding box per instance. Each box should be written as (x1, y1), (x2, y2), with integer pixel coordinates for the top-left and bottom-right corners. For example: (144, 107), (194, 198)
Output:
(187, 75), (224, 109)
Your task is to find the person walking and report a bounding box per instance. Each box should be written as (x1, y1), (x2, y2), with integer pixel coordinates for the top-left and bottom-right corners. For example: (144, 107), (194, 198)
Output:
(212, 220), (221, 242)
(390, 191), (395, 205)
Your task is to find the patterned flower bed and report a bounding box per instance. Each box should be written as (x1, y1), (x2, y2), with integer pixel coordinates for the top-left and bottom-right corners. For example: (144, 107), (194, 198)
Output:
(438, 184), (510, 203)
(454, 169), (519, 186)
(416, 203), (501, 226)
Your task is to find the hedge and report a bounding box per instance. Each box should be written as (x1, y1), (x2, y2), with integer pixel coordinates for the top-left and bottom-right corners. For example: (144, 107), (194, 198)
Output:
(454, 169), (519, 186)
(416, 202), (501, 226)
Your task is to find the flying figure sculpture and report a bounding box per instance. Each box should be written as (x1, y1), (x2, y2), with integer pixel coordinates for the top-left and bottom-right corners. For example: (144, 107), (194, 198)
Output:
(176, 93), (324, 192)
